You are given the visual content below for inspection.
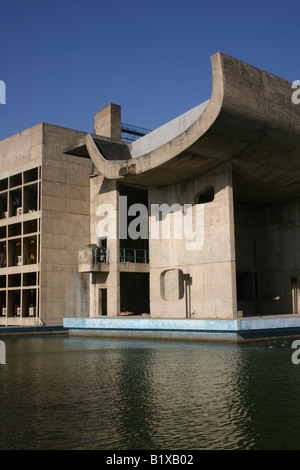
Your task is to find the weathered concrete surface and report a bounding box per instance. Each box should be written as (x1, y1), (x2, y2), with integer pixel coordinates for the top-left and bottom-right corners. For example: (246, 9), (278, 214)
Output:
(41, 124), (92, 325)
(94, 103), (121, 141)
(149, 162), (237, 319)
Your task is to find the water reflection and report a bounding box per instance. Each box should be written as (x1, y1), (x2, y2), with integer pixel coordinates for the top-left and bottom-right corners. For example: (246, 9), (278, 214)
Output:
(230, 341), (300, 450)
(0, 336), (300, 449)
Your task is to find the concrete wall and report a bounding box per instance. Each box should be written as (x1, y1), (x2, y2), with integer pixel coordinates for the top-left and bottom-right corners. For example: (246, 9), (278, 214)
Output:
(0, 123), (43, 173)
(41, 124), (92, 324)
(148, 163), (237, 319)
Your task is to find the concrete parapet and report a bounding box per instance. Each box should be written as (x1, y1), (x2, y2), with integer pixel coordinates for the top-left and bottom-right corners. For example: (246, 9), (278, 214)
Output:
(64, 315), (300, 343)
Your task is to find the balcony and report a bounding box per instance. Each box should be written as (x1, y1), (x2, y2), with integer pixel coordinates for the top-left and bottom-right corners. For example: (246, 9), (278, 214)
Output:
(78, 244), (110, 273)
(119, 248), (149, 274)
(78, 245), (150, 273)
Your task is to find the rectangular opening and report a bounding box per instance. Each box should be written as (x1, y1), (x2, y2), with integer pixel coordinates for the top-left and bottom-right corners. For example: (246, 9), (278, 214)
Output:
(119, 184), (149, 263)
(8, 223), (21, 238)
(0, 291), (6, 316)
(9, 189), (22, 217)
(0, 275), (6, 288)
(23, 219), (38, 235)
(0, 193), (8, 218)
(0, 178), (8, 192)
(8, 274), (21, 288)
(0, 241), (6, 268)
(24, 168), (38, 184)
(0, 226), (6, 239)
(8, 239), (21, 267)
(22, 289), (36, 317)
(98, 288), (107, 316)
(23, 272), (37, 287)
(23, 183), (38, 213)
(99, 237), (107, 249)
(9, 173), (22, 188)
(120, 272), (150, 315)
(23, 236), (37, 265)
(8, 289), (21, 317)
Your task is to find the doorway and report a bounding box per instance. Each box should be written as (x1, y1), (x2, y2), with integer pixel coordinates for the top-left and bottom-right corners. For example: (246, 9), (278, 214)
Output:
(120, 272), (150, 315)
(98, 288), (107, 316)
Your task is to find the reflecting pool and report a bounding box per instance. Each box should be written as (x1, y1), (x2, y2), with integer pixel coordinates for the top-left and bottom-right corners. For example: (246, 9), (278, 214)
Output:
(0, 335), (300, 450)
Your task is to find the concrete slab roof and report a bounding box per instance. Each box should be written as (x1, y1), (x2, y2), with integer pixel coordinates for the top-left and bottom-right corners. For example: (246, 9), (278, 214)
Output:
(65, 52), (300, 204)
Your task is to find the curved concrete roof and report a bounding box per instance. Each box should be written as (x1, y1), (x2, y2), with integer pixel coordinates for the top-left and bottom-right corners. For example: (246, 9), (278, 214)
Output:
(129, 99), (209, 159)
(69, 52), (300, 203)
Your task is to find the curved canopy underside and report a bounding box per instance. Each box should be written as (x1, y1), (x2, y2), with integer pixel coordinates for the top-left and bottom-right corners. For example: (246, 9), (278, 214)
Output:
(65, 52), (300, 204)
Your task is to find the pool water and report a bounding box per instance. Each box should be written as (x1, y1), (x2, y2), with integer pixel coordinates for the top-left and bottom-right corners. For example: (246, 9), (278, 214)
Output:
(0, 335), (300, 450)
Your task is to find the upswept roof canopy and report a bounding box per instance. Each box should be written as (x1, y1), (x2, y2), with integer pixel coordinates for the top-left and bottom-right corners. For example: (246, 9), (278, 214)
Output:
(65, 52), (300, 204)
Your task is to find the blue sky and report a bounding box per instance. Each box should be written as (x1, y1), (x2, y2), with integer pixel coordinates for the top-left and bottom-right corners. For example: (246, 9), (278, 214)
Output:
(0, 0), (299, 140)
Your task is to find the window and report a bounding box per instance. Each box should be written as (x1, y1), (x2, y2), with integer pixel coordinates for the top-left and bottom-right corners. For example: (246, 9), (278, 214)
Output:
(196, 186), (214, 204)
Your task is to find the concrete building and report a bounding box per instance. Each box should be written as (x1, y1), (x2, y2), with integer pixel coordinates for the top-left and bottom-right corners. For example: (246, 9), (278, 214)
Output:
(1, 51), (300, 331)
(0, 124), (92, 326)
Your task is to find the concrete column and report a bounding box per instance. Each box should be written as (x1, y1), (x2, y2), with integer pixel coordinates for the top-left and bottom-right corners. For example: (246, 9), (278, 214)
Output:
(225, 161), (238, 318)
(90, 176), (120, 316)
(107, 183), (120, 315)
(149, 163), (237, 319)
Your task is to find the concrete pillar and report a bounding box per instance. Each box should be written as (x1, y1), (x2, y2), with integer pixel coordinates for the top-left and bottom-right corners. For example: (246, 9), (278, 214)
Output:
(107, 182), (120, 315)
(148, 163), (237, 319)
(225, 161), (238, 318)
(89, 176), (120, 316)
(94, 103), (121, 141)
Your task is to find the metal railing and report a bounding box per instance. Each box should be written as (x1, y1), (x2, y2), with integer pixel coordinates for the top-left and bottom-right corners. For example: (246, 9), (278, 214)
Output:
(121, 122), (152, 142)
(92, 247), (110, 264)
(120, 248), (149, 264)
